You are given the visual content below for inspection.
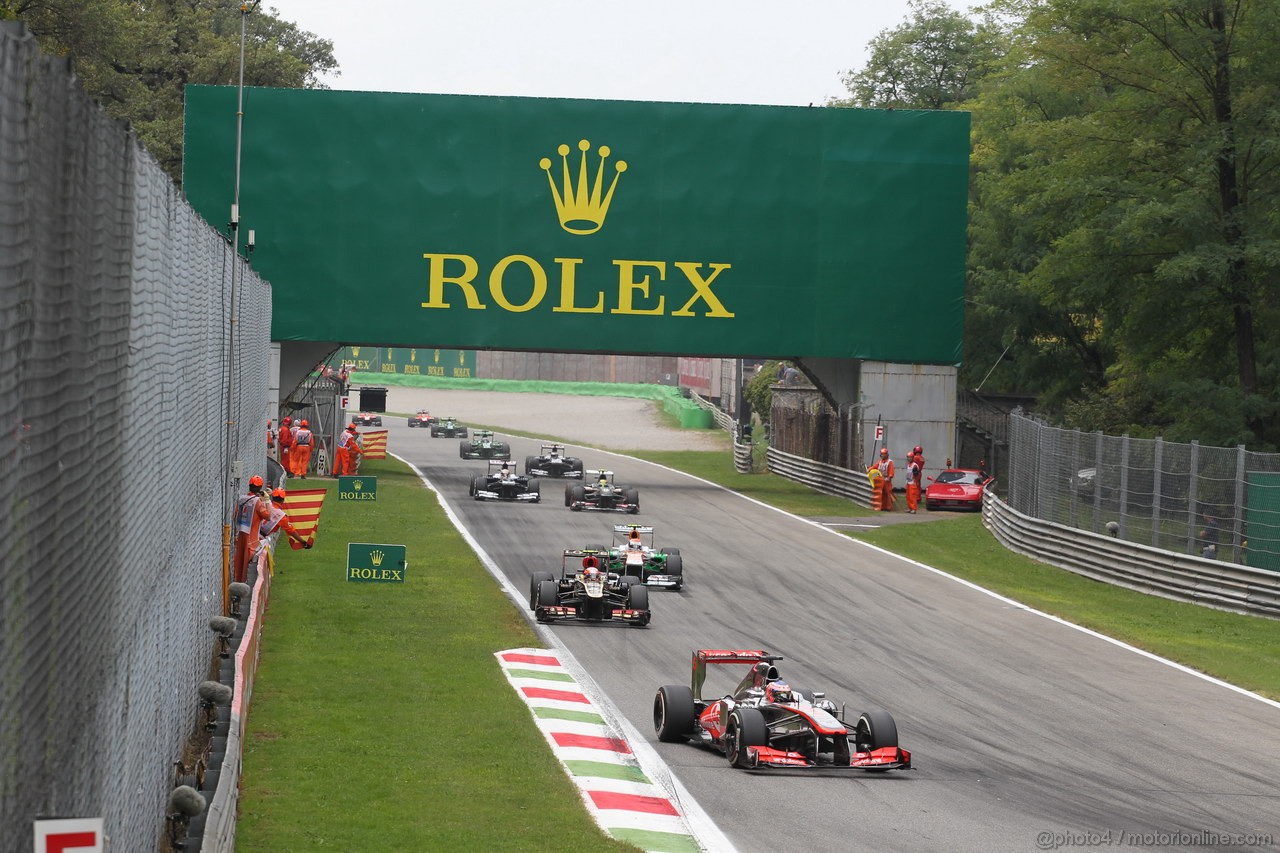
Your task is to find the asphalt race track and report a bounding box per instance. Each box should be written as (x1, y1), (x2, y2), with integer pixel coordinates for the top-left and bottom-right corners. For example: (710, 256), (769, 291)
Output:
(387, 419), (1280, 853)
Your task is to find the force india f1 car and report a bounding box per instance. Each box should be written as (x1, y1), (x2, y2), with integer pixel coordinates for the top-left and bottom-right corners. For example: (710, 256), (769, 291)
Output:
(529, 550), (650, 627)
(653, 650), (911, 772)
(469, 460), (541, 503)
(565, 470), (639, 513)
(604, 524), (683, 589)
(460, 429), (512, 460)
(429, 417), (468, 438)
(525, 444), (585, 479)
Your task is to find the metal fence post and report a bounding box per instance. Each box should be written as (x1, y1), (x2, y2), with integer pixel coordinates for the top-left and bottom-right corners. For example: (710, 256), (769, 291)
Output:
(1233, 444), (1247, 563)
(1152, 438), (1163, 550)
(1119, 434), (1130, 538)
(1186, 439), (1200, 554)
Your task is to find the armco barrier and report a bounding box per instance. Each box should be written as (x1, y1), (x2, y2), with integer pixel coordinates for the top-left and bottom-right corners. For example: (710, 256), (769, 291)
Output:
(983, 493), (1280, 619)
(766, 446), (874, 506)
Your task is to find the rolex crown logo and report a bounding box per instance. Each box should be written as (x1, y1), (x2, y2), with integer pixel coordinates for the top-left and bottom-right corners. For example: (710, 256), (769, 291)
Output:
(540, 139), (627, 235)
(353, 480), (363, 490)
(371, 549), (384, 566)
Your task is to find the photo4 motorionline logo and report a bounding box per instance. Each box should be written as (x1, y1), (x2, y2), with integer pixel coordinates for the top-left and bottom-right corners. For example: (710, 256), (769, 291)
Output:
(1036, 829), (1274, 850)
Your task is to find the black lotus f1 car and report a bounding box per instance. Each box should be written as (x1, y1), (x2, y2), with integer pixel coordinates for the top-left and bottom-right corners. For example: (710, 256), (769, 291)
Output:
(565, 470), (639, 513)
(529, 550), (650, 627)
(653, 650), (911, 772)
(469, 460), (541, 503)
(525, 444), (585, 479)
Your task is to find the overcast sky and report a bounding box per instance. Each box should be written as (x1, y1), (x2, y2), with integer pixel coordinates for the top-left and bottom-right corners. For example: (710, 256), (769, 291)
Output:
(263, 1), (926, 107)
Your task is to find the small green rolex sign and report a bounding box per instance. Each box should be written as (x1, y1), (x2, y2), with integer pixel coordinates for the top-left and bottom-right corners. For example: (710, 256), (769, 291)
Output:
(338, 476), (377, 501)
(347, 543), (407, 583)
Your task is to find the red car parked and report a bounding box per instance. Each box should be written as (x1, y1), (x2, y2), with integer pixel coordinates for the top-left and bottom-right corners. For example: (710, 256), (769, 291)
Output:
(924, 468), (993, 511)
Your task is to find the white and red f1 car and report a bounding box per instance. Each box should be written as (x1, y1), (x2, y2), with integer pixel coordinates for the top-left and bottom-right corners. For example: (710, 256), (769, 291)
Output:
(653, 649), (911, 772)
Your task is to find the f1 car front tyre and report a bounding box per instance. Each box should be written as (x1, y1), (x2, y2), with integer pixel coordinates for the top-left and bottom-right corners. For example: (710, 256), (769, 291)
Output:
(664, 554), (683, 583)
(537, 580), (559, 609)
(654, 685), (696, 742)
(627, 584), (648, 614)
(726, 708), (767, 768)
(528, 478), (541, 502)
(856, 709), (899, 751)
(529, 572), (555, 610)
(525, 455), (538, 473)
(624, 488), (640, 512)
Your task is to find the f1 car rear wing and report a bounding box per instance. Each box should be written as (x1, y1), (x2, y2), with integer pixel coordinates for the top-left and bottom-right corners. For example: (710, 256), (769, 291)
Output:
(563, 548), (608, 575)
(487, 459), (515, 474)
(613, 524), (654, 535)
(691, 649), (782, 701)
(586, 469), (614, 478)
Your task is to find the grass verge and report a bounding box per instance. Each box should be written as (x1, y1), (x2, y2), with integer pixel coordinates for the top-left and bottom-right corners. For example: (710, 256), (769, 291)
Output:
(238, 458), (635, 851)
(631, 450), (1280, 701)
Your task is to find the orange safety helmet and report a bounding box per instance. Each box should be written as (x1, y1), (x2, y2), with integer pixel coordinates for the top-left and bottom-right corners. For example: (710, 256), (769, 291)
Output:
(270, 487), (287, 502)
(282, 416), (292, 425)
(249, 474), (264, 488)
(299, 419), (309, 428)
(346, 423), (358, 432)
(880, 447), (889, 457)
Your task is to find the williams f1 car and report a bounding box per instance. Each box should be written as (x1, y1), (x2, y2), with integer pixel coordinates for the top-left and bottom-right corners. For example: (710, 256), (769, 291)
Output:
(653, 650), (911, 772)
(469, 460), (541, 503)
(529, 550), (650, 627)
(407, 410), (438, 428)
(565, 470), (639, 513)
(460, 429), (511, 460)
(430, 417), (468, 438)
(602, 524), (682, 589)
(525, 444), (585, 479)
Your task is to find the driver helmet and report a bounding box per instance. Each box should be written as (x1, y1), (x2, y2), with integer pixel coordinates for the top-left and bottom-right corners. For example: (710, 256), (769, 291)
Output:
(765, 680), (795, 704)
(583, 565), (601, 582)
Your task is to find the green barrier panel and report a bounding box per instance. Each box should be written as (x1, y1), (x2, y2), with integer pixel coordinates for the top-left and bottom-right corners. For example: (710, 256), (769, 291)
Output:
(184, 87), (968, 364)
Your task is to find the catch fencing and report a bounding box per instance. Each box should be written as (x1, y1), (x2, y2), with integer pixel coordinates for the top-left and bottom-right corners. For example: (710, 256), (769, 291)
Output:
(0, 23), (271, 853)
(1007, 413), (1280, 573)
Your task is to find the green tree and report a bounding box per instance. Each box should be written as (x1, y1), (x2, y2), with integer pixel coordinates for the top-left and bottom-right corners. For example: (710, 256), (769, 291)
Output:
(4, 0), (338, 183)
(971, 0), (1280, 446)
(833, 0), (997, 109)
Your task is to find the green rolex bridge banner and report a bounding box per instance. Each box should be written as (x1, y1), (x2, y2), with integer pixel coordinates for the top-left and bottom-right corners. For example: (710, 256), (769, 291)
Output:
(183, 87), (968, 364)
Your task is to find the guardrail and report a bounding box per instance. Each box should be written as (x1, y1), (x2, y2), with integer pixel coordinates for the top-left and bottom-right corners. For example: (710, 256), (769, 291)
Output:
(687, 391), (736, 433)
(766, 447), (874, 506)
(984, 492), (1280, 619)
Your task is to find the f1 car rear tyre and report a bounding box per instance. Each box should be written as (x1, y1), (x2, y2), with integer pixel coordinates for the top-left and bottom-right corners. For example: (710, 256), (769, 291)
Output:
(459, 441), (469, 458)
(537, 579), (559, 609)
(624, 488), (639, 512)
(726, 708), (767, 768)
(627, 584), (648, 613)
(567, 483), (585, 508)
(856, 709), (899, 751)
(529, 571), (555, 610)
(430, 428), (439, 436)
(469, 474), (484, 497)
(458, 428), (468, 438)
(495, 442), (511, 457)
(573, 460), (584, 476)
(525, 455), (537, 473)
(654, 685), (696, 742)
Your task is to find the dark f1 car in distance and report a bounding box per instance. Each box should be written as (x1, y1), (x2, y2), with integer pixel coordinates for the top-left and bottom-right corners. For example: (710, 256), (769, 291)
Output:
(565, 470), (639, 513)
(605, 524), (682, 589)
(525, 444), (585, 479)
(653, 650), (911, 772)
(469, 460), (541, 503)
(430, 417), (468, 438)
(407, 410), (438, 427)
(460, 429), (511, 460)
(529, 550), (650, 627)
